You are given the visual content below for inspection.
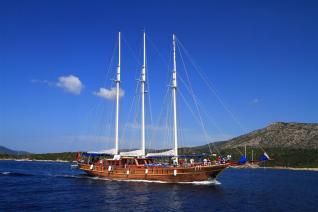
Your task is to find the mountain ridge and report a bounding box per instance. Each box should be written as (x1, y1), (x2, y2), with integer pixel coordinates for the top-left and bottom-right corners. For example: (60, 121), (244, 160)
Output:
(0, 145), (30, 155)
(216, 122), (318, 150)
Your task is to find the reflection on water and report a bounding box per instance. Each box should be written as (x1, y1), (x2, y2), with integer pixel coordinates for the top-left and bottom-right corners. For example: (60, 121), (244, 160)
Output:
(131, 183), (150, 208)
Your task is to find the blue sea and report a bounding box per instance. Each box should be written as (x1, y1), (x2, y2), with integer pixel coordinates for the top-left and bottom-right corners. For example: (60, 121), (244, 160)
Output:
(0, 160), (317, 211)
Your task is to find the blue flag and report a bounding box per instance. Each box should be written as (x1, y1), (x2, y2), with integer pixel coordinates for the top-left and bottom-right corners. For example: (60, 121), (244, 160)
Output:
(238, 156), (247, 164)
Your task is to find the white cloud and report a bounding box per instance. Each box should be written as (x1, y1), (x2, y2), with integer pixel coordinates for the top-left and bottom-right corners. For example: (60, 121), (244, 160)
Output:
(56, 75), (83, 95)
(93, 87), (124, 100)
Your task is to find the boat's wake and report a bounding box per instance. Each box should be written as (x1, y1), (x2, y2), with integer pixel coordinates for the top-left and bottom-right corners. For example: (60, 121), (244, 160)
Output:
(0, 171), (10, 175)
(67, 175), (221, 185)
(179, 179), (221, 185)
(0, 171), (32, 177)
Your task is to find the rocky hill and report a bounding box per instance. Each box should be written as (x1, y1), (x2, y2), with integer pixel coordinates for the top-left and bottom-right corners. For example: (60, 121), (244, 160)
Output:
(0, 145), (30, 155)
(218, 122), (318, 149)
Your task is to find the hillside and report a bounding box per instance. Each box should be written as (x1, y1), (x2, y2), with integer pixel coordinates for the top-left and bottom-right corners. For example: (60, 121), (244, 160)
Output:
(0, 145), (30, 155)
(218, 122), (318, 149)
(179, 122), (318, 167)
(0, 152), (77, 162)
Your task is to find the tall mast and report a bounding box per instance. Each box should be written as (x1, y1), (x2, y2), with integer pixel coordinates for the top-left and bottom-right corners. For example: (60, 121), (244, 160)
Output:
(115, 32), (121, 155)
(141, 31), (146, 156)
(172, 34), (178, 163)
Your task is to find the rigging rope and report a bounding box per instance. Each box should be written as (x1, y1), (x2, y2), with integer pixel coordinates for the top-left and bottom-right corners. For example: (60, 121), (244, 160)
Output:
(176, 40), (215, 155)
(177, 38), (267, 155)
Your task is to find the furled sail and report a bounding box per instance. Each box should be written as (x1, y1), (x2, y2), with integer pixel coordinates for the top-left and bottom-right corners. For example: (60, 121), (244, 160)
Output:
(146, 149), (175, 157)
(87, 148), (117, 155)
(259, 152), (270, 161)
(120, 149), (143, 157)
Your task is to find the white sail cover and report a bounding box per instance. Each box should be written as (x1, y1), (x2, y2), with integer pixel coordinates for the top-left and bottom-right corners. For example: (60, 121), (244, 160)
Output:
(87, 148), (117, 155)
(120, 149), (143, 157)
(146, 149), (175, 157)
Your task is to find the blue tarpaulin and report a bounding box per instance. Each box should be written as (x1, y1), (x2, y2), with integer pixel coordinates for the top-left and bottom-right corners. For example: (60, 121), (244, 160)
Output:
(238, 155), (247, 164)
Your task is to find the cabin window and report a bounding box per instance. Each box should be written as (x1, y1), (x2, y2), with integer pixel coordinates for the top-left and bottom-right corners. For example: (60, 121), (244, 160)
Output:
(138, 159), (145, 165)
(145, 159), (153, 164)
(126, 159), (134, 165)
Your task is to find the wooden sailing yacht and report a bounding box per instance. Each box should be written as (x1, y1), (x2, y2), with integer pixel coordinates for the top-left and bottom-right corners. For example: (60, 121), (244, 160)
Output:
(78, 32), (229, 183)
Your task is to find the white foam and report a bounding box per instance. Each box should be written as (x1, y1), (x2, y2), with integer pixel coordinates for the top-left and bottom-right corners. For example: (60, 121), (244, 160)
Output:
(112, 179), (169, 184)
(1, 172), (10, 175)
(76, 176), (169, 183)
(75, 175), (221, 185)
(28, 172), (222, 185)
(179, 179), (221, 185)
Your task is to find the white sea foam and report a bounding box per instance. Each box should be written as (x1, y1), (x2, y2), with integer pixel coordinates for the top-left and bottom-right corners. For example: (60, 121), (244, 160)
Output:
(112, 179), (169, 184)
(73, 176), (169, 183)
(27, 172), (222, 185)
(70, 175), (221, 185)
(179, 179), (221, 185)
(1, 172), (11, 175)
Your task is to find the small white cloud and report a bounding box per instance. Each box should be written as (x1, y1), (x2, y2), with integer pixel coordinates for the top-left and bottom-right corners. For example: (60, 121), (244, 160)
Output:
(251, 98), (261, 104)
(56, 75), (83, 95)
(93, 87), (124, 100)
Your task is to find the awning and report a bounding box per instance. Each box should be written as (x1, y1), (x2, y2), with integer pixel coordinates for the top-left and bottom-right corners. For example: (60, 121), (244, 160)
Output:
(146, 149), (175, 157)
(120, 149), (143, 157)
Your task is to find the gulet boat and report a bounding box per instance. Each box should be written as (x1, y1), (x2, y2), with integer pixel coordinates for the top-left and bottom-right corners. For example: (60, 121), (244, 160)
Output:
(78, 32), (229, 183)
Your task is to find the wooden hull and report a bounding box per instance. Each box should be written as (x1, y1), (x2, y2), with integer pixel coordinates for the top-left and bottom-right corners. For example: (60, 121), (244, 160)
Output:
(79, 163), (228, 183)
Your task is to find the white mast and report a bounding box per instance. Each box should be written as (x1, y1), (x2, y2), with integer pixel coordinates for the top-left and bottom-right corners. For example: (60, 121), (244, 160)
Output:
(172, 34), (178, 164)
(141, 31), (146, 156)
(115, 32), (121, 155)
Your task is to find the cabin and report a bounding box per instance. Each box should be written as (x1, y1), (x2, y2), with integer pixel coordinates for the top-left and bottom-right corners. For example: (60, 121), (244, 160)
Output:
(103, 157), (154, 167)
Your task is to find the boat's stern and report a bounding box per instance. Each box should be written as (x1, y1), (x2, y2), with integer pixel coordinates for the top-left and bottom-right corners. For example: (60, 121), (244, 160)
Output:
(205, 163), (229, 179)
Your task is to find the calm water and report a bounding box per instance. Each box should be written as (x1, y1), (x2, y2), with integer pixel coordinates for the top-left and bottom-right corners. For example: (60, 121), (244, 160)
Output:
(0, 160), (317, 211)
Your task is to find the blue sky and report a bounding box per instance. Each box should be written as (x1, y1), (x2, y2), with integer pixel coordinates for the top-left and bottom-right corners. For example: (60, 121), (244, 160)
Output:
(1, 0), (317, 153)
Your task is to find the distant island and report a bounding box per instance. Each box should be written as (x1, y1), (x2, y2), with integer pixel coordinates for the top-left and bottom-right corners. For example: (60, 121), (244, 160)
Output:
(1, 122), (318, 168)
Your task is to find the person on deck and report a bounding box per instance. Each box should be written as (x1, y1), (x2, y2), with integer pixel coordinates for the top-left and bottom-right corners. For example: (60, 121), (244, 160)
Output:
(207, 157), (211, 166)
(190, 158), (194, 165)
(217, 156), (221, 164)
(203, 158), (207, 165)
